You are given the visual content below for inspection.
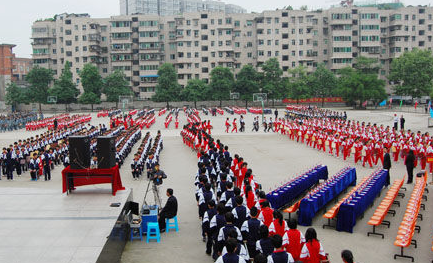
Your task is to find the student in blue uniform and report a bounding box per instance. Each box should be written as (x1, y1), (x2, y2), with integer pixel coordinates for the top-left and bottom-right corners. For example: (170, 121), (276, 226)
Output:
(202, 200), (217, 256)
(267, 235), (295, 263)
(215, 238), (246, 263)
(241, 206), (263, 258)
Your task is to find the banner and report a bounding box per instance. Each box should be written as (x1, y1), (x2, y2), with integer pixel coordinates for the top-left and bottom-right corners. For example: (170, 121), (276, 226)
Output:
(379, 100), (386, 106)
(430, 108), (433, 118)
(362, 100), (368, 107)
(414, 101), (418, 109)
(282, 97), (344, 104)
(399, 100), (403, 108)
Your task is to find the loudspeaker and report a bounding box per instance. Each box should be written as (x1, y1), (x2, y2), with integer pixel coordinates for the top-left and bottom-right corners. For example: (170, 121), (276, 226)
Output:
(69, 136), (90, 169)
(97, 136), (116, 169)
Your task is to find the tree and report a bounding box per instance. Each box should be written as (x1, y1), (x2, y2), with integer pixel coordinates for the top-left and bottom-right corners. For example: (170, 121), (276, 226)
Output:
(287, 66), (311, 103)
(103, 70), (132, 107)
(79, 63), (103, 111)
(5, 83), (26, 111)
(78, 92), (101, 112)
(337, 67), (386, 108)
(152, 63), (181, 107)
(233, 65), (260, 107)
(80, 63), (103, 97)
(300, 5), (308, 10)
(308, 63), (338, 106)
(389, 49), (433, 98)
(181, 79), (209, 108)
(48, 62), (79, 109)
(260, 58), (284, 105)
(26, 66), (54, 111)
(209, 66), (234, 106)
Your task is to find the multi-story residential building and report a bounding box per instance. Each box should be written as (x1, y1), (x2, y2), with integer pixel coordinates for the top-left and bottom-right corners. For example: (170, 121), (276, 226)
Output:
(31, 5), (433, 99)
(12, 57), (32, 88)
(120, 0), (246, 15)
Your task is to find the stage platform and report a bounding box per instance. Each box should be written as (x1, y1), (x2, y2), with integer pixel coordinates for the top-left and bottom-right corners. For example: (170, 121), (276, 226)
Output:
(0, 187), (132, 263)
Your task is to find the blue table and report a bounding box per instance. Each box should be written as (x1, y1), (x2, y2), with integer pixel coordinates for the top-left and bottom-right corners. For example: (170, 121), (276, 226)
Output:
(267, 165), (328, 209)
(298, 168), (357, 226)
(141, 206), (158, 233)
(336, 170), (388, 233)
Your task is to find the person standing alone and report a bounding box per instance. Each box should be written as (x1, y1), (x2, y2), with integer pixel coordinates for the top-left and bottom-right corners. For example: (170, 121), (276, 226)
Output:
(383, 147), (391, 186)
(393, 114), (398, 130)
(405, 150), (415, 184)
(400, 115), (405, 130)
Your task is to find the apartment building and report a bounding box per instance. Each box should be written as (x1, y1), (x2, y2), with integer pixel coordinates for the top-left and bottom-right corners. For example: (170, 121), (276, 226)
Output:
(31, 5), (433, 99)
(120, 0), (246, 15)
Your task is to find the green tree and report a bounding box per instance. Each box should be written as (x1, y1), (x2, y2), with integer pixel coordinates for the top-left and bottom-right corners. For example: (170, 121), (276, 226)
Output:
(389, 48), (433, 98)
(181, 79), (209, 108)
(103, 70), (132, 107)
(233, 65), (260, 107)
(152, 63), (181, 107)
(308, 63), (338, 106)
(287, 66), (311, 103)
(78, 92), (101, 112)
(209, 66), (234, 106)
(5, 83), (27, 111)
(80, 63), (103, 97)
(79, 63), (103, 111)
(260, 58), (284, 105)
(48, 62), (79, 109)
(26, 66), (54, 110)
(337, 67), (386, 108)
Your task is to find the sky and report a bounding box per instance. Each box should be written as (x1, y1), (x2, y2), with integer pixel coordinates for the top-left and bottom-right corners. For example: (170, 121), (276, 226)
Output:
(1, 0), (433, 58)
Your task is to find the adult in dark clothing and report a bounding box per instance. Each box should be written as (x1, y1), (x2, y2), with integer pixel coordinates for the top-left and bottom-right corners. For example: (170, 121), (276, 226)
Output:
(274, 109), (278, 120)
(5, 148), (14, 180)
(53, 118), (58, 130)
(383, 147), (392, 186)
(158, 188), (178, 231)
(405, 150), (415, 184)
(400, 115), (405, 130)
(43, 150), (51, 181)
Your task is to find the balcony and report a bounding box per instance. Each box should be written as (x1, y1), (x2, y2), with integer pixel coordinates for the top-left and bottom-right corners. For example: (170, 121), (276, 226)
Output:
(88, 34), (101, 42)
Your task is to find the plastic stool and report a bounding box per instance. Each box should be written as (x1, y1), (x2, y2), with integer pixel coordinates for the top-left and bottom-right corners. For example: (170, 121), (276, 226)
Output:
(166, 216), (179, 232)
(146, 222), (160, 243)
(130, 225), (143, 241)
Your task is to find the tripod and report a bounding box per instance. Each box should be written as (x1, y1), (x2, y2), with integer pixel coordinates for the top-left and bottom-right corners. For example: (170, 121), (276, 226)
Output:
(143, 177), (162, 209)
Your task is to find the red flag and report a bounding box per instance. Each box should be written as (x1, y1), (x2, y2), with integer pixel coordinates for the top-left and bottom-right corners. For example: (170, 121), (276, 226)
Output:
(414, 101), (418, 109)
(362, 100), (368, 107)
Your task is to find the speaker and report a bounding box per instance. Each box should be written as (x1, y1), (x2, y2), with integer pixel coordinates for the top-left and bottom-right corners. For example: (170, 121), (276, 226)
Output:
(69, 136), (90, 169)
(97, 136), (116, 169)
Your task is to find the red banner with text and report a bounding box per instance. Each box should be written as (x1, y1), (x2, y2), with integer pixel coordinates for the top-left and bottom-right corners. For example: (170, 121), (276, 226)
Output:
(282, 97), (344, 104)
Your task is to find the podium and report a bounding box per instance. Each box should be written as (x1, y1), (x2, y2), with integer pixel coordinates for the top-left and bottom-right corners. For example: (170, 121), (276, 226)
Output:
(62, 165), (125, 196)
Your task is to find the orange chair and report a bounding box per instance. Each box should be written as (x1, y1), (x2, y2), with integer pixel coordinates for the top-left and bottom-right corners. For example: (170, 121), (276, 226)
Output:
(283, 200), (300, 220)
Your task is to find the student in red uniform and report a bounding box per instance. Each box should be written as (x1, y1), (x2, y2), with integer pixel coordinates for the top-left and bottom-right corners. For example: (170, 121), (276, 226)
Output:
(268, 210), (288, 237)
(225, 118), (231, 133)
(258, 201), (274, 227)
(232, 118), (238, 133)
(282, 218), (305, 262)
(299, 228), (327, 263)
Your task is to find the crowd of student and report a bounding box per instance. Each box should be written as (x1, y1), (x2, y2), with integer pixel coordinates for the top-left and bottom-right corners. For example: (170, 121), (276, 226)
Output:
(0, 111), (38, 132)
(1, 122), (94, 181)
(130, 131), (163, 180)
(181, 122), (330, 263)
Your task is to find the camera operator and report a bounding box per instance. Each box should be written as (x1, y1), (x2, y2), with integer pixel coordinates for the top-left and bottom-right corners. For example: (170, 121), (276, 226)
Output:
(151, 163), (167, 185)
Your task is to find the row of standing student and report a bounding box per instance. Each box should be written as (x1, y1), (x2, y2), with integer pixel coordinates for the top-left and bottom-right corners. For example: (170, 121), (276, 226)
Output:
(181, 123), (327, 263)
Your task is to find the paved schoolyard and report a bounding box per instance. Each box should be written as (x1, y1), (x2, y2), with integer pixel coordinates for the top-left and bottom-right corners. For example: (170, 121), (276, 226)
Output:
(0, 108), (431, 263)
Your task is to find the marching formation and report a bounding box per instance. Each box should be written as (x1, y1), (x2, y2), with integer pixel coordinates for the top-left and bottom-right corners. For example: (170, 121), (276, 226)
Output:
(182, 119), (328, 263)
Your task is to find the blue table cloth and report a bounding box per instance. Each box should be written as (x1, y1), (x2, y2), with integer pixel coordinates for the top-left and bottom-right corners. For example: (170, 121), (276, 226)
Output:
(267, 165), (328, 209)
(336, 170), (388, 233)
(298, 168), (357, 226)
